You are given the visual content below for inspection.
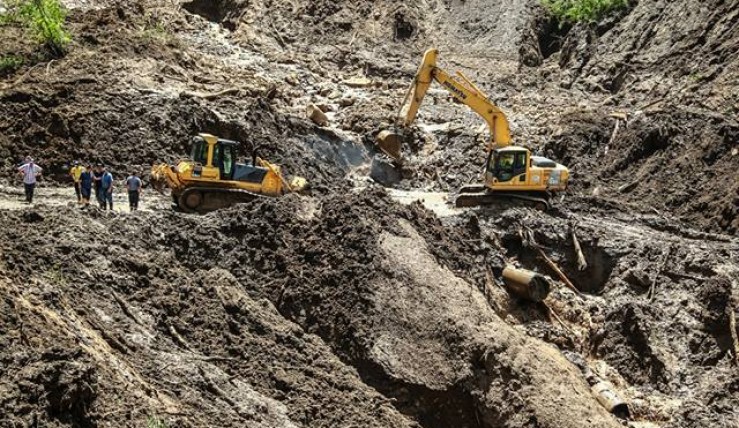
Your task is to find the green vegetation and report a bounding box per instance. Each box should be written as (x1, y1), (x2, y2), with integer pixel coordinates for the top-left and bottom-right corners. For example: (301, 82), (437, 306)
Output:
(0, 55), (24, 73)
(19, 0), (70, 55)
(45, 264), (67, 286)
(147, 416), (168, 428)
(1, 0), (70, 54)
(140, 21), (169, 42)
(138, 14), (179, 47)
(542, 0), (630, 23)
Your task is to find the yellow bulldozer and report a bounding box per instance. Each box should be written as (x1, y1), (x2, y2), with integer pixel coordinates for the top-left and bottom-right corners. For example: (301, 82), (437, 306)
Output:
(377, 49), (570, 210)
(151, 133), (307, 212)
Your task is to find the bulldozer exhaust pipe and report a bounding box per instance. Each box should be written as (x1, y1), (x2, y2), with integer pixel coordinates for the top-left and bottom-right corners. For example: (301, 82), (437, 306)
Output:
(502, 266), (552, 302)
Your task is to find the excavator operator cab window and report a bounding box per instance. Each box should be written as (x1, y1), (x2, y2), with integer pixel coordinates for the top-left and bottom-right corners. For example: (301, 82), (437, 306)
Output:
(191, 137), (208, 165)
(490, 150), (528, 182)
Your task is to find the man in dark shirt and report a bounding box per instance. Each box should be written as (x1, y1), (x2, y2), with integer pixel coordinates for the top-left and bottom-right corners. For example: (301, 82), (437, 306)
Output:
(79, 163), (94, 206)
(100, 166), (114, 210)
(92, 164), (104, 206)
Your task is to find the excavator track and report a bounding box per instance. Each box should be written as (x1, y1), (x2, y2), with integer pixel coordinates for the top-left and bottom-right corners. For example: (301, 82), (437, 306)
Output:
(176, 186), (266, 213)
(455, 185), (551, 211)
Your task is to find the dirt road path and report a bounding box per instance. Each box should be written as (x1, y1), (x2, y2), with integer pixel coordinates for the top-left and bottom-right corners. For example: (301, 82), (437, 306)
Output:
(0, 184), (165, 213)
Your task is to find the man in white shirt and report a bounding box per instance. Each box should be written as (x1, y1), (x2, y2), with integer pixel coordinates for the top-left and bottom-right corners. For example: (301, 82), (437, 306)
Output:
(17, 156), (43, 203)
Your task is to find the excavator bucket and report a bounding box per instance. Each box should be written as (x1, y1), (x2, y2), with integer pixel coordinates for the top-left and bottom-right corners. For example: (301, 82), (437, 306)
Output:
(376, 130), (404, 161)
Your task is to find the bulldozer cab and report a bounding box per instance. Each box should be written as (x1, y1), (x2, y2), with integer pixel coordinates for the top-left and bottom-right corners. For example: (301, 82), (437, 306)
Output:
(487, 148), (529, 183)
(190, 134), (272, 184)
(190, 134), (237, 180)
(213, 140), (237, 180)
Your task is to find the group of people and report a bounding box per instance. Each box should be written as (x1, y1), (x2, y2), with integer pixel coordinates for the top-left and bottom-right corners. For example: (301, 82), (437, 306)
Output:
(68, 161), (143, 211)
(16, 157), (143, 211)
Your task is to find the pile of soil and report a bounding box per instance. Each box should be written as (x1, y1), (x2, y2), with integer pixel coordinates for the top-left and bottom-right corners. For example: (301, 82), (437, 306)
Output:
(545, 108), (739, 233)
(1, 191), (626, 427)
(0, 196), (417, 427)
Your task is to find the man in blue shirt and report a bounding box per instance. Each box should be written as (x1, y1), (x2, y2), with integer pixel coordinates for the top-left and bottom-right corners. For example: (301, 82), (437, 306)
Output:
(125, 171), (143, 211)
(100, 166), (114, 210)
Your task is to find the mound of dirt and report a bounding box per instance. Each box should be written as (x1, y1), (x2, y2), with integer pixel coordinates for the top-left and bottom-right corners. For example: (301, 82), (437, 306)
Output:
(544, 108), (739, 233)
(557, 0), (739, 113)
(0, 198), (418, 427)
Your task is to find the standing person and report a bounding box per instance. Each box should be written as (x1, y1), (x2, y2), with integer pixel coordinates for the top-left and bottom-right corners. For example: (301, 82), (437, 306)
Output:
(79, 163), (94, 206)
(69, 160), (84, 203)
(125, 171), (143, 211)
(92, 164), (104, 206)
(100, 166), (114, 210)
(17, 156), (42, 203)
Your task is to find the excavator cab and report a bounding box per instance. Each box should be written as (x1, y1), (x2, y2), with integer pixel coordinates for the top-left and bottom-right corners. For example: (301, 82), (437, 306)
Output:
(487, 148), (529, 183)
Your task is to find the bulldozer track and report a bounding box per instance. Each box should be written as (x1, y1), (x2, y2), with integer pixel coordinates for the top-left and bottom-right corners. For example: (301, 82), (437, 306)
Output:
(177, 186), (267, 213)
(454, 185), (550, 210)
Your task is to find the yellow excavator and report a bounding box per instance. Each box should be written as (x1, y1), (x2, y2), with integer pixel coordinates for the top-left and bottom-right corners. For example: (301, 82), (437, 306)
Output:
(151, 133), (307, 212)
(377, 49), (570, 210)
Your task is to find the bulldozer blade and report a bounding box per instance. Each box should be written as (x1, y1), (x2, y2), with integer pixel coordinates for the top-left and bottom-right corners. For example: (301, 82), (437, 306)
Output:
(376, 130), (403, 161)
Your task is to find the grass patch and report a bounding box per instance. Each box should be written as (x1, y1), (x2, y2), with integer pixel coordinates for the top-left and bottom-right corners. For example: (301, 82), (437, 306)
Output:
(542, 0), (630, 23)
(0, 7), (20, 25)
(147, 415), (168, 428)
(138, 14), (179, 47)
(0, 55), (24, 73)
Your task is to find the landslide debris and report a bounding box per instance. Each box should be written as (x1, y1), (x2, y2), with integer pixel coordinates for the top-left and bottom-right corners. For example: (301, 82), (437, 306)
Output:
(2, 0), (738, 427)
(0, 198), (417, 428)
(0, 190), (624, 427)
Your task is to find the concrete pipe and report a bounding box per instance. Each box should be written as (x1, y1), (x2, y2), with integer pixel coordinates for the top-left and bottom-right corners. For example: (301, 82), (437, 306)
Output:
(501, 266), (552, 302)
(591, 381), (630, 419)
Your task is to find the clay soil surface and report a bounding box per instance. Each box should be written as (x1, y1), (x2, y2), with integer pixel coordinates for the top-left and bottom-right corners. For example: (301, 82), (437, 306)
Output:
(1, 1), (737, 427)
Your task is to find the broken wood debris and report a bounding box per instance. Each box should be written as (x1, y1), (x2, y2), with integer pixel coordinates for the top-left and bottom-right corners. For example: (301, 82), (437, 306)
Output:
(571, 224), (588, 271)
(537, 247), (581, 295)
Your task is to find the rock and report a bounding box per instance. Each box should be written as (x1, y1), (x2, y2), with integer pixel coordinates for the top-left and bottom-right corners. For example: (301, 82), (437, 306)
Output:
(339, 96), (356, 107)
(343, 76), (373, 88)
(307, 104), (329, 126)
(285, 74), (298, 85)
(623, 268), (651, 290)
(370, 155), (401, 186)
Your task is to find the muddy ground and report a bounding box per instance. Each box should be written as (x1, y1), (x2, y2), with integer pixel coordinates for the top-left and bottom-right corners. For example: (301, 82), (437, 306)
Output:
(1, 0), (737, 427)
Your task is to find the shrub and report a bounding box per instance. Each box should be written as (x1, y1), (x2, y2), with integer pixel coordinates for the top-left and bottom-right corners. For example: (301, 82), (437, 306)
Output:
(19, 0), (70, 55)
(542, 0), (630, 23)
(0, 55), (24, 73)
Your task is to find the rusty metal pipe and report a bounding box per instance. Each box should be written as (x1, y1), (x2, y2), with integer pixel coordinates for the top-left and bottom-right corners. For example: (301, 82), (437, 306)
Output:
(502, 266), (552, 302)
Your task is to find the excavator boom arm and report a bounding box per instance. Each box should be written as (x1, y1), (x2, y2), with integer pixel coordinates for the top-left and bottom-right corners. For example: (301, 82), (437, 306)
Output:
(399, 49), (512, 150)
